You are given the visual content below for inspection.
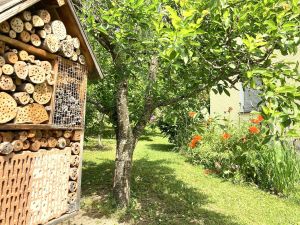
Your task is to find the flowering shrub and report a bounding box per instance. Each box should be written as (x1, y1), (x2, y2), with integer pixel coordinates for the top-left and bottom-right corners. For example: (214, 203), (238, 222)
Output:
(186, 115), (300, 196)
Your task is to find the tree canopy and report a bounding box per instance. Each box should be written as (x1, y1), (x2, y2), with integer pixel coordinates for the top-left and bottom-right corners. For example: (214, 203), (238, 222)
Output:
(74, 0), (300, 206)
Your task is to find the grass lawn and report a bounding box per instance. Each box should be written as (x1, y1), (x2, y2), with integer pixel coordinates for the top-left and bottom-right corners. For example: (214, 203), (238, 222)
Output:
(80, 135), (300, 225)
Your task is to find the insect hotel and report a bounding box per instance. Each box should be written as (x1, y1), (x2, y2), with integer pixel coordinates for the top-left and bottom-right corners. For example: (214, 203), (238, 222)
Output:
(0, 0), (102, 224)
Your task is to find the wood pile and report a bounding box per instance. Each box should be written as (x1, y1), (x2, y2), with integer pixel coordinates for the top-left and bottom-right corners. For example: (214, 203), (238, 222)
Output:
(0, 10), (86, 65)
(0, 44), (53, 124)
(0, 129), (81, 154)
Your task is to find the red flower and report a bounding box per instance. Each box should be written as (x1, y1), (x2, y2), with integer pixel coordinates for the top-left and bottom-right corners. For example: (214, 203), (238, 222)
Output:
(188, 112), (197, 118)
(222, 133), (231, 140)
(249, 126), (260, 134)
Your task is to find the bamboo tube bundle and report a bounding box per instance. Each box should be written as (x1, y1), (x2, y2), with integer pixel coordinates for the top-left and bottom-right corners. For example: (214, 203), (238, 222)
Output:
(53, 130), (63, 138)
(1, 132), (14, 142)
(40, 138), (48, 148)
(17, 131), (28, 141)
(12, 140), (23, 152)
(47, 137), (58, 148)
(27, 129), (36, 138)
(22, 139), (30, 150)
(57, 137), (67, 149)
(30, 140), (41, 151)
(63, 130), (73, 139)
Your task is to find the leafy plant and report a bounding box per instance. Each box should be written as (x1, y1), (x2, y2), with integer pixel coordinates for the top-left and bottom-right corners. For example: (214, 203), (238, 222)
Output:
(187, 116), (300, 195)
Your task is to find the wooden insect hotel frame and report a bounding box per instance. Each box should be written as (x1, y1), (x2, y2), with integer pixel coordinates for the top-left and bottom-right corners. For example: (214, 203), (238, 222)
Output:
(0, 0), (102, 224)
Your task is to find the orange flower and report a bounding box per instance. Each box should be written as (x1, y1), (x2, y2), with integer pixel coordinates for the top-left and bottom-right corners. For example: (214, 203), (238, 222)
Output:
(256, 115), (264, 123)
(189, 142), (196, 149)
(222, 133), (231, 140)
(193, 135), (202, 141)
(188, 111), (197, 118)
(188, 135), (202, 148)
(250, 115), (264, 124)
(249, 126), (260, 134)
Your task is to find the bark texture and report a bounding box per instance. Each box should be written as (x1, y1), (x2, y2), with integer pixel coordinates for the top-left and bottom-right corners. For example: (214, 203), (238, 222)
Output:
(113, 78), (136, 207)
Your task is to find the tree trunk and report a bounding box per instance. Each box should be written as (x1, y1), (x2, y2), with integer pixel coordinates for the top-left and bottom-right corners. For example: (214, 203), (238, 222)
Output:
(113, 78), (136, 207)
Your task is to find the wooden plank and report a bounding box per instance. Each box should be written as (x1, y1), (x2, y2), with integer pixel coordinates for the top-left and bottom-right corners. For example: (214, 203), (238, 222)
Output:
(44, 211), (78, 225)
(0, 0), (22, 13)
(0, 0), (40, 23)
(49, 58), (59, 124)
(0, 124), (84, 130)
(0, 34), (57, 60)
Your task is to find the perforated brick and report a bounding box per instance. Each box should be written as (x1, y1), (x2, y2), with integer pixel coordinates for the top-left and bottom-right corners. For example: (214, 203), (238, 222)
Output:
(0, 148), (71, 225)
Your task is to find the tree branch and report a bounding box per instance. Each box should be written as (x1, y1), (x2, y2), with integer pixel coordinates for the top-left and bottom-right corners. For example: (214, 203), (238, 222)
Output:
(87, 98), (111, 115)
(155, 75), (241, 108)
(133, 56), (158, 138)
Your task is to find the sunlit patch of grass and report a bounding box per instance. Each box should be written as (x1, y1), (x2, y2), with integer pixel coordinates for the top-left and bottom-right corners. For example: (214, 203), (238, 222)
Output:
(81, 135), (300, 225)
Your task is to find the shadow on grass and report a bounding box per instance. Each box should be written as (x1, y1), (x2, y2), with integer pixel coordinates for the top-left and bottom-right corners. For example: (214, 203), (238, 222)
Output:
(146, 143), (175, 152)
(81, 158), (241, 225)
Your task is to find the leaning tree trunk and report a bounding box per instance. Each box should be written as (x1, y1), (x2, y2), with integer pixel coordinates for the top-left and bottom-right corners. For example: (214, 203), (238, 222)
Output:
(113, 78), (136, 207)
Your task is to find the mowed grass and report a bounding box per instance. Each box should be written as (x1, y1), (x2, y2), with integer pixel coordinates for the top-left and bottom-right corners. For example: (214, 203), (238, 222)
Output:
(81, 135), (300, 225)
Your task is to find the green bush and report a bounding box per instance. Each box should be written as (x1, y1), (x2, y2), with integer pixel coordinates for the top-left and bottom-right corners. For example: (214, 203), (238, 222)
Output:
(157, 96), (209, 149)
(187, 117), (300, 196)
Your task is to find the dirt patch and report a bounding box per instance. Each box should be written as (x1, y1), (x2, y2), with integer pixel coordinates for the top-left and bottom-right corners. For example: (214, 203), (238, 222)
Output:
(59, 210), (127, 225)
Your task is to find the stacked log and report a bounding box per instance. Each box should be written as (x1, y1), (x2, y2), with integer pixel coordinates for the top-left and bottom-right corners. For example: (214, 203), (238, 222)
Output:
(0, 45), (54, 124)
(0, 10), (86, 65)
(0, 129), (81, 154)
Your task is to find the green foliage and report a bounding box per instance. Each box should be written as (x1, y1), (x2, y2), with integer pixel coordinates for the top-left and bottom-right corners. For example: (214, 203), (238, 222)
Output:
(187, 118), (300, 195)
(75, 0), (300, 139)
(157, 95), (209, 148)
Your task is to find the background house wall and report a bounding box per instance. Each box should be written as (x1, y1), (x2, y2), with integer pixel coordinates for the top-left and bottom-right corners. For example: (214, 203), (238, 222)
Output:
(210, 48), (300, 121)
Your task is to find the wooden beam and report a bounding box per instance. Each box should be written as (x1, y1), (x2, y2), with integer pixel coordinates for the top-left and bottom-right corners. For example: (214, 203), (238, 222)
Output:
(0, 34), (57, 60)
(0, 0), (41, 23)
(0, 124), (84, 130)
(0, 0), (22, 13)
